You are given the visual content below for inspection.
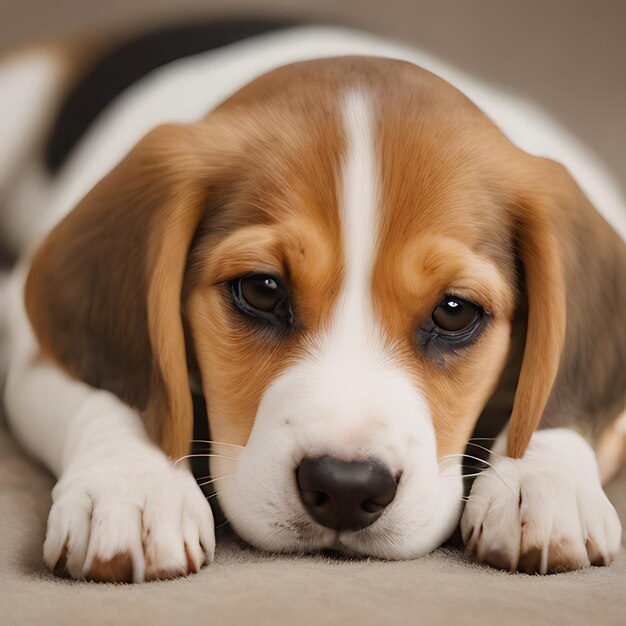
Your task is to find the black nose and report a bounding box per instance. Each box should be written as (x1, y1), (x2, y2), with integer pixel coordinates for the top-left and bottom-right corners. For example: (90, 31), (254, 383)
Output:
(296, 456), (398, 531)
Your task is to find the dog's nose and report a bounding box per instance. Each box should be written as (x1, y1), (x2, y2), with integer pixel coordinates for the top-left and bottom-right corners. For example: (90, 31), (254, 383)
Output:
(296, 456), (398, 531)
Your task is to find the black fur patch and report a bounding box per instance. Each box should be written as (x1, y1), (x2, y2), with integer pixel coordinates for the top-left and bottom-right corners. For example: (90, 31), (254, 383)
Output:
(44, 18), (302, 173)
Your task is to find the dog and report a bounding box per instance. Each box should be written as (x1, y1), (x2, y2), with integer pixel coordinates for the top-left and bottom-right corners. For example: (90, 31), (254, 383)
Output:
(1, 20), (624, 583)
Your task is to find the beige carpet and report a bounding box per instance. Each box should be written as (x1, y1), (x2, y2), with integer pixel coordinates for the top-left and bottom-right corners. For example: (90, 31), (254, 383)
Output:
(1, 411), (625, 626)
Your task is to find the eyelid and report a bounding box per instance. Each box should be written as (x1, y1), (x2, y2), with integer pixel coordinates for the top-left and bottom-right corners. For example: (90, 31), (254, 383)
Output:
(417, 307), (487, 363)
(215, 267), (286, 287)
(440, 289), (490, 315)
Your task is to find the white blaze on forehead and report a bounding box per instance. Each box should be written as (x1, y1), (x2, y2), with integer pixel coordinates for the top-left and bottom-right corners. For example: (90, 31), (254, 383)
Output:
(333, 89), (381, 346)
(295, 87), (416, 434)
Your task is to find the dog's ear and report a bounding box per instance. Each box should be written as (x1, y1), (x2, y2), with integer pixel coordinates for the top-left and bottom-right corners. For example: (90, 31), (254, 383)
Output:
(25, 123), (226, 459)
(507, 157), (626, 458)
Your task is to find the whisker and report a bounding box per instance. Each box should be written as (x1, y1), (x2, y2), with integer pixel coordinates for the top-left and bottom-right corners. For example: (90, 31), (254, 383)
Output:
(461, 494), (488, 504)
(440, 453), (515, 498)
(194, 472), (232, 482)
(191, 446), (240, 457)
(197, 474), (235, 488)
(465, 441), (495, 455)
(438, 457), (462, 472)
(465, 442), (507, 461)
(215, 506), (253, 533)
(440, 464), (489, 477)
(441, 472), (485, 479)
(190, 439), (245, 450)
(441, 452), (492, 465)
(172, 453), (238, 467)
(206, 487), (234, 500)
(438, 454), (488, 473)
(462, 493), (487, 502)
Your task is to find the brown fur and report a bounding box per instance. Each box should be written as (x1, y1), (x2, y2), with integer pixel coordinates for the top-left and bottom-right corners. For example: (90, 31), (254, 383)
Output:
(85, 553), (134, 583)
(24, 57), (626, 471)
(25, 123), (237, 459)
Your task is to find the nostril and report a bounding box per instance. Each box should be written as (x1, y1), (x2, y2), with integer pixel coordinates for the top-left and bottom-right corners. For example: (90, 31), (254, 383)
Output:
(361, 482), (398, 513)
(301, 489), (327, 507)
(361, 498), (387, 513)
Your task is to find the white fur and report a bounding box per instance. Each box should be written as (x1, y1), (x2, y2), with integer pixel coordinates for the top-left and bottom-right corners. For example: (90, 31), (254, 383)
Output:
(213, 91), (463, 558)
(4, 269), (214, 581)
(0, 52), (64, 254)
(461, 429), (622, 573)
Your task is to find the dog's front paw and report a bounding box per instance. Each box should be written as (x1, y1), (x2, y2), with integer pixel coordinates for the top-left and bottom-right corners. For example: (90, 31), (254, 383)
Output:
(460, 432), (622, 574)
(44, 457), (215, 582)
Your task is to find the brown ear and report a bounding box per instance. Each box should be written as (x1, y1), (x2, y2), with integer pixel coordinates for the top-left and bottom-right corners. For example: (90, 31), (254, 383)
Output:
(507, 158), (626, 458)
(25, 123), (216, 459)
(506, 179), (566, 458)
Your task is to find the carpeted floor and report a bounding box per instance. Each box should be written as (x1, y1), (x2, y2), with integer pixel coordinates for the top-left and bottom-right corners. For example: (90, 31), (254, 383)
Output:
(1, 413), (625, 626)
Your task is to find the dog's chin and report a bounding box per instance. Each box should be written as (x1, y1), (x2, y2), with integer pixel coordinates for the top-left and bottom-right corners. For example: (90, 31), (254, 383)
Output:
(228, 516), (461, 561)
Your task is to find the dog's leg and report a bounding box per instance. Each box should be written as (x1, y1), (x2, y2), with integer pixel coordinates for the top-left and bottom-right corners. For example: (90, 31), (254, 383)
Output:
(460, 427), (622, 573)
(3, 269), (214, 582)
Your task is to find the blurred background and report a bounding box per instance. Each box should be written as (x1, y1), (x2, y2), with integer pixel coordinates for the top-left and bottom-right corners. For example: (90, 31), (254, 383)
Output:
(1, 0), (624, 191)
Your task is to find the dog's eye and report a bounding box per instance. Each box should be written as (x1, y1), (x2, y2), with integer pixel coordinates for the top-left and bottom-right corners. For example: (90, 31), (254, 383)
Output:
(431, 296), (481, 333)
(417, 295), (485, 362)
(231, 274), (293, 324)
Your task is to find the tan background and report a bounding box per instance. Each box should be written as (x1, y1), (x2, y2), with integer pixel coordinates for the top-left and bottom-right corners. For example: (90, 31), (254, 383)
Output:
(1, 0), (625, 191)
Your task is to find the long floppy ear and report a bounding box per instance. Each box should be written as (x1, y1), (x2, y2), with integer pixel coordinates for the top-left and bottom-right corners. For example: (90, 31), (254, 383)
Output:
(25, 123), (218, 459)
(507, 157), (626, 458)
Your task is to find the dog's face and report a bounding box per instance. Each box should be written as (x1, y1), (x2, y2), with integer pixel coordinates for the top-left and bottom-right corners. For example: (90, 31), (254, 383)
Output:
(27, 57), (572, 559)
(184, 66), (518, 556)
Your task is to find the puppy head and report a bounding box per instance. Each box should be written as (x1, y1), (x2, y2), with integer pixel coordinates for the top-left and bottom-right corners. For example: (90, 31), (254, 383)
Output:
(26, 57), (571, 558)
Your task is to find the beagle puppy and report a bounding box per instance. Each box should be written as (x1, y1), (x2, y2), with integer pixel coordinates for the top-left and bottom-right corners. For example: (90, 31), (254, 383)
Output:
(1, 21), (625, 583)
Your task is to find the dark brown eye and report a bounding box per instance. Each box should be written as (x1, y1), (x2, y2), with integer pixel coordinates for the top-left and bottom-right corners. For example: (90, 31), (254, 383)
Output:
(431, 296), (481, 333)
(231, 274), (293, 324)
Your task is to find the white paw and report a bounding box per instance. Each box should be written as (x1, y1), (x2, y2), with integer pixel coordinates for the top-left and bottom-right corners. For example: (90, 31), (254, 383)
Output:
(44, 456), (215, 582)
(461, 430), (622, 574)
